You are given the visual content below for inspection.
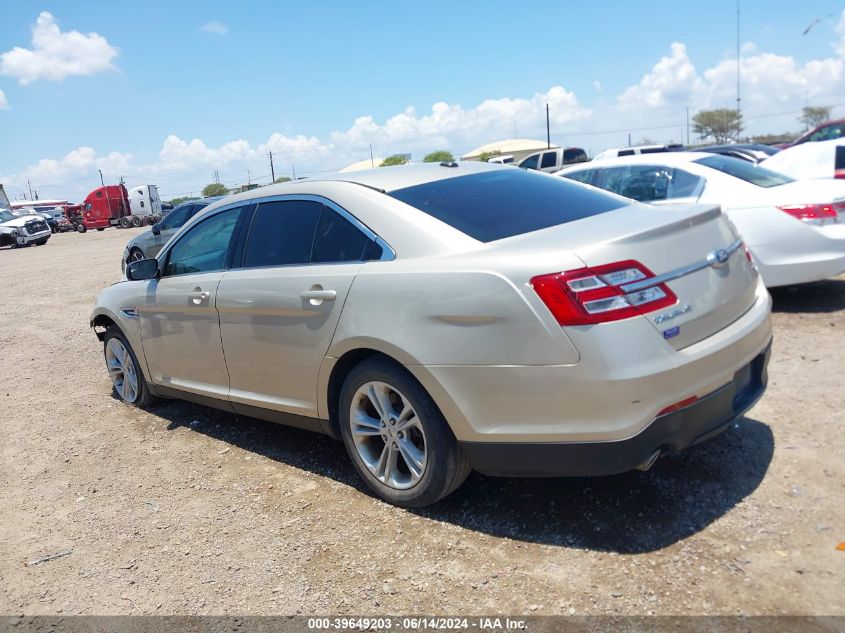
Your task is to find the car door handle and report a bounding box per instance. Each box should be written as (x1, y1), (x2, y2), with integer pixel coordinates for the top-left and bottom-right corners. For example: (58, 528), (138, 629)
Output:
(300, 288), (337, 305)
(190, 288), (210, 306)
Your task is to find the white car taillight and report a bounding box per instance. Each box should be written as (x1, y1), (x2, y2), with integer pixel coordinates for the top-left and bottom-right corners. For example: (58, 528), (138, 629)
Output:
(777, 203), (842, 226)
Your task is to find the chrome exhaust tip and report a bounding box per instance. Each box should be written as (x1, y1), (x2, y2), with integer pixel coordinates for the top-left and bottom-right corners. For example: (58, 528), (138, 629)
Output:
(635, 450), (661, 472)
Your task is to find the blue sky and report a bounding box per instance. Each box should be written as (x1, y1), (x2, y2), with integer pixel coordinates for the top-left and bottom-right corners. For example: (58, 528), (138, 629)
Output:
(2, 1), (844, 200)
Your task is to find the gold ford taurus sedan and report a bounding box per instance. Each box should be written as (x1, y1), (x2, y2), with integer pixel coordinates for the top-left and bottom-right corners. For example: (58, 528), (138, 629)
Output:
(91, 162), (772, 507)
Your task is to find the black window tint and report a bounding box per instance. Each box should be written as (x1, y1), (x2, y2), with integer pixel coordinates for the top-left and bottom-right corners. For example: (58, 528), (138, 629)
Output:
(540, 152), (557, 168)
(164, 207), (240, 276)
(389, 169), (626, 242)
(618, 149), (635, 156)
(313, 208), (370, 263)
(243, 200), (321, 267)
(641, 147), (668, 154)
(520, 154), (540, 170)
(562, 148), (587, 164)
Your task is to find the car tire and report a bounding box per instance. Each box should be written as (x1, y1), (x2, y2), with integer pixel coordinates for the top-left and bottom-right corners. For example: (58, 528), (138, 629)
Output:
(76, 223), (87, 233)
(96, 228), (105, 232)
(127, 247), (145, 266)
(103, 326), (157, 408)
(131, 216), (142, 228)
(35, 239), (47, 246)
(338, 357), (471, 508)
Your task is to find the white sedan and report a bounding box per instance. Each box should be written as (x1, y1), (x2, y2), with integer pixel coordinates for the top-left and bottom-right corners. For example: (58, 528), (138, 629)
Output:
(762, 137), (845, 180)
(557, 152), (845, 287)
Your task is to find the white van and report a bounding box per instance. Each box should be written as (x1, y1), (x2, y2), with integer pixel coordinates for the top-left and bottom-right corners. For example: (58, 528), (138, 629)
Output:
(593, 144), (684, 162)
(127, 185), (162, 220)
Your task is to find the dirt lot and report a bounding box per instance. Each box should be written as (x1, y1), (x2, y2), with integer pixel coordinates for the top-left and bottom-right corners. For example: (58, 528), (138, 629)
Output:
(0, 228), (843, 616)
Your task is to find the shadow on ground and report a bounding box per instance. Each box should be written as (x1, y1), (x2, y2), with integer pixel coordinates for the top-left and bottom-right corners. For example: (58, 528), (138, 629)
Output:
(151, 399), (774, 554)
(770, 278), (845, 313)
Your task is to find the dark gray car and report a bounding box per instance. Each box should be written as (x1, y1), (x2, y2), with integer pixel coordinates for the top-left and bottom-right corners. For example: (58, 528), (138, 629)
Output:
(121, 197), (222, 272)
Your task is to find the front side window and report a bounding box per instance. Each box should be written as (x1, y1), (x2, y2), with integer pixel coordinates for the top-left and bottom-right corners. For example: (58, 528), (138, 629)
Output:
(519, 154), (540, 170)
(159, 206), (190, 231)
(164, 207), (241, 276)
(694, 154), (792, 187)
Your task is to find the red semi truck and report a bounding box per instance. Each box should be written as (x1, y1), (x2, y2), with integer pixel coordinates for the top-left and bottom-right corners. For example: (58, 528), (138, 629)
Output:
(78, 184), (162, 232)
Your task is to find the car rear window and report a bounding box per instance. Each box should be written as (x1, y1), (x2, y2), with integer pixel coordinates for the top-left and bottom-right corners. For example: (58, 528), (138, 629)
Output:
(388, 170), (626, 242)
(694, 154), (793, 187)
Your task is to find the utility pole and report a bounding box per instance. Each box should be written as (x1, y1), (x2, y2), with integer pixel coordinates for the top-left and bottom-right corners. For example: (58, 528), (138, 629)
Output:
(545, 103), (551, 149)
(627, 133), (632, 147)
(369, 144), (374, 168)
(247, 167), (251, 185)
(98, 169), (104, 187)
(686, 106), (690, 145)
(736, 0), (741, 119)
(291, 164), (296, 180)
(213, 170), (220, 184)
(27, 179), (33, 199)
(268, 151), (275, 182)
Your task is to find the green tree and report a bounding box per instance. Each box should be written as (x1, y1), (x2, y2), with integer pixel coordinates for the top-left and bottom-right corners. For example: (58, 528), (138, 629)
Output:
(273, 176), (292, 184)
(168, 196), (199, 207)
(423, 150), (454, 163)
(202, 182), (229, 197)
(799, 106), (831, 130)
(380, 154), (409, 167)
(477, 151), (499, 162)
(692, 108), (743, 144)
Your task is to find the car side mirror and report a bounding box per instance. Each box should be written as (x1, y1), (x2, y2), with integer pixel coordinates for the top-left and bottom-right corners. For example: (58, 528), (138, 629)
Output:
(151, 223), (161, 235)
(126, 258), (159, 281)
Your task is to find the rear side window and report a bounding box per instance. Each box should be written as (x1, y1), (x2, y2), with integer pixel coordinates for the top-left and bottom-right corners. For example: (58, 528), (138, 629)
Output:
(618, 149), (635, 157)
(694, 154), (792, 187)
(563, 170), (595, 185)
(540, 152), (557, 168)
(313, 208), (375, 263)
(389, 169), (626, 242)
(243, 200), (322, 267)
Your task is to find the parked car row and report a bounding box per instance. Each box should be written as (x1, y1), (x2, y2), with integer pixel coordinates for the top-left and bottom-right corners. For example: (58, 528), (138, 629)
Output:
(0, 208), (53, 248)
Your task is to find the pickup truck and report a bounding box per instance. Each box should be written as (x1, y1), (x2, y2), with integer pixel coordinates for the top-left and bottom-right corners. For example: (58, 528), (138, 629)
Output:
(0, 208), (52, 248)
(516, 147), (588, 173)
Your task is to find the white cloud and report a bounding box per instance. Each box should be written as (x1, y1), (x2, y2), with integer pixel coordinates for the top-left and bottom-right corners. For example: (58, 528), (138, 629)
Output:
(5, 10), (845, 200)
(593, 80), (603, 92)
(0, 89), (8, 110)
(200, 21), (228, 35)
(0, 12), (118, 85)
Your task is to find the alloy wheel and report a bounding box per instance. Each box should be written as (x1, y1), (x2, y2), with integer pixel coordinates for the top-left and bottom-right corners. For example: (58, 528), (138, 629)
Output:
(105, 338), (139, 403)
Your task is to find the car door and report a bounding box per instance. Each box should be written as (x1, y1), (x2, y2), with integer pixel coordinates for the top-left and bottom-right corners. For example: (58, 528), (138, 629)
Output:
(216, 196), (387, 418)
(137, 205), (245, 401)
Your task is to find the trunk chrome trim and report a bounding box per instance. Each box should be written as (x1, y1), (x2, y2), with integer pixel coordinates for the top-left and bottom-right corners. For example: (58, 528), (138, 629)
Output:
(620, 239), (743, 294)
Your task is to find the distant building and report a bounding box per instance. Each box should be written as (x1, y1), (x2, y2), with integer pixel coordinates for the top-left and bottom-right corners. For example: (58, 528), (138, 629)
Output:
(461, 139), (558, 163)
(340, 158), (385, 172)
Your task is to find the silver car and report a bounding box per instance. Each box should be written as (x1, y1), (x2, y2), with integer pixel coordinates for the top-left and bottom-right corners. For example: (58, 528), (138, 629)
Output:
(121, 197), (222, 272)
(91, 163), (772, 507)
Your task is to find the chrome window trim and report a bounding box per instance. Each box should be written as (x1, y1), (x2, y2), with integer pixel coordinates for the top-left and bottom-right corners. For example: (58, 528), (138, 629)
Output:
(620, 239), (743, 294)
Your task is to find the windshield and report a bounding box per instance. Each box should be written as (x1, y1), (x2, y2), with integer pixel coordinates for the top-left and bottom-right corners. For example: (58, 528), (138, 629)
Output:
(0, 210), (16, 223)
(389, 169), (626, 242)
(694, 154), (793, 187)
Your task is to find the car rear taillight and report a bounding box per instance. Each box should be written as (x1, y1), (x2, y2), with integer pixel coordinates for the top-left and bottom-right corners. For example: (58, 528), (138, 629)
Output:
(777, 203), (840, 226)
(530, 260), (678, 326)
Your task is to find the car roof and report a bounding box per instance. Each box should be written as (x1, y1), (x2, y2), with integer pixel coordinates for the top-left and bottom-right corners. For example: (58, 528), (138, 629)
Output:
(561, 152), (712, 171)
(221, 161), (509, 204)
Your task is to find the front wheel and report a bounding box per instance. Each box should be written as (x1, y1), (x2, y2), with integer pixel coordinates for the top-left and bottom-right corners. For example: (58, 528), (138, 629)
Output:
(339, 358), (470, 507)
(103, 326), (157, 407)
(76, 223), (87, 233)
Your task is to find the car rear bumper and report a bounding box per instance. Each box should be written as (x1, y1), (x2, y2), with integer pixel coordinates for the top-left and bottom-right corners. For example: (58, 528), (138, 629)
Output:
(459, 340), (771, 477)
(753, 223), (845, 287)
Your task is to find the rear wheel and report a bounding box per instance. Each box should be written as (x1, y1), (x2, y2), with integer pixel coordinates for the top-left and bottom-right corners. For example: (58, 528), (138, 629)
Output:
(103, 326), (157, 407)
(339, 358), (470, 507)
(131, 216), (142, 227)
(119, 216), (132, 229)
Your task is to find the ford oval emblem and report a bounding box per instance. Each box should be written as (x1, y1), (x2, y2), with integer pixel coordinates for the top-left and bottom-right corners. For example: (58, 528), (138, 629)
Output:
(707, 248), (730, 269)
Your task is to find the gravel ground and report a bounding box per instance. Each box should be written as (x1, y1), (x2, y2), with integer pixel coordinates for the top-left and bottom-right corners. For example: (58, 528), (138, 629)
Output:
(0, 228), (843, 616)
